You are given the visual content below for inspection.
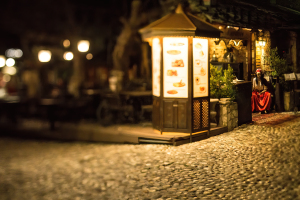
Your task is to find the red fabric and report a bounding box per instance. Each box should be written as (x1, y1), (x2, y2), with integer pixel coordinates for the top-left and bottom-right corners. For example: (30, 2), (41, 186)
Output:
(251, 91), (272, 112)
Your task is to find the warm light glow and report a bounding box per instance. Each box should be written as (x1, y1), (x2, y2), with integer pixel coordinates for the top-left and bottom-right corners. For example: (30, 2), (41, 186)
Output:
(5, 49), (14, 57)
(63, 39), (70, 48)
(6, 58), (15, 67)
(3, 74), (11, 82)
(218, 26), (223, 29)
(0, 56), (6, 67)
(63, 52), (74, 60)
(243, 28), (252, 31)
(5, 49), (23, 58)
(0, 88), (5, 98)
(3, 66), (17, 75)
(233, 40), (242, 46)
(38, 50), (51, 62)
(86, 53), (93, 60)
(78, 40), (90, 52)
(233, 27), (239, 30)
(258, 40), (266, 47)
(258, 37), (266, 47)
(15, 49), (23, 58)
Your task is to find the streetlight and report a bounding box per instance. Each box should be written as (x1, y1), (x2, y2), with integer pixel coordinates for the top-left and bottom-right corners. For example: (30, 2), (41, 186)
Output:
(38, 50), (52, 62)
(6, 58), (15, 67)
(63, 52), (74, 61)
(0, 56), (6, 67)
(77, 40), (89, 52)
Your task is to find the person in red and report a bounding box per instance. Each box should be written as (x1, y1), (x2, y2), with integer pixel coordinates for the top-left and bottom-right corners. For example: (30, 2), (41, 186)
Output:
(252, 68), (273, 113)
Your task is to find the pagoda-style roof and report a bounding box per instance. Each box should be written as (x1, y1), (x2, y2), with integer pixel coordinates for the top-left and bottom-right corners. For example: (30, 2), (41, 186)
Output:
(139, 4), (222, 40)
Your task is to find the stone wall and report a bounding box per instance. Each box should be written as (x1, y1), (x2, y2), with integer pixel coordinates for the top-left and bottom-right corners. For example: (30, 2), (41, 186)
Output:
(219, 101), (238, 131)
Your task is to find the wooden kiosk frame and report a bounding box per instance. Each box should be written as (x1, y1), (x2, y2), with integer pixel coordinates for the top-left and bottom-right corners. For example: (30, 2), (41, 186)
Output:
(139, 5), (222, 141)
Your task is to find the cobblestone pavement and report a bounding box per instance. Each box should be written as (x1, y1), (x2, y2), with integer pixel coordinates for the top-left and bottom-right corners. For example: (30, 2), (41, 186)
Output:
(1, 118), (300, 200)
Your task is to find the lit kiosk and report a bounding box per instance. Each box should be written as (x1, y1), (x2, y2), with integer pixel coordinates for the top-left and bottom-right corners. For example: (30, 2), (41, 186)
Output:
(139, 5), (221, 139)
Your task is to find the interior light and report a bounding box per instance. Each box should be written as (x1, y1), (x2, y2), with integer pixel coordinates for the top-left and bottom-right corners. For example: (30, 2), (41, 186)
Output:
(78, 40), (90, 52)
(38, 50), (52, 62)
(0, 56), (6, 67)
(6, 58), (15, 67)
(258, 37), (266, 47)
(63, 52), (74, 60)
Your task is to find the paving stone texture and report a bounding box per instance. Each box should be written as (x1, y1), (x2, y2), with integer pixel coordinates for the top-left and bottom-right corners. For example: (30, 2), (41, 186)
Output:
(1, 118), (300, 200)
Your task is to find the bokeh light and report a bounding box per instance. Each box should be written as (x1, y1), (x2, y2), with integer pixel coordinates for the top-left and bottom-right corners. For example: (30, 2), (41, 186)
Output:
(0, 56), (6, 67)
(5, 49), (14, 57)
(6, 58), (15, 67)
(86, 53), (93, 60)
(5, 49), (23, 58)
(3, 66), (17, 75)
(63, 39), (70, 48)
(38, 50), (52, 62)
(15, 49), (23, 58)
(3, 74), (11, 82)
(63, 52), (74, 61)
(78, 40), (89, 52)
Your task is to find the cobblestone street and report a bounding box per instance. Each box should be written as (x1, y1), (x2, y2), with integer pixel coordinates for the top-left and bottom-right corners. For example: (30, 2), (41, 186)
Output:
(1, 118), (300, 200)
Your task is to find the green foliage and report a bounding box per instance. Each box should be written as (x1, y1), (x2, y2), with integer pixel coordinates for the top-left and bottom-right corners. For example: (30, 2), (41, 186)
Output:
(269, 47), (291, 77)
(210, 65), (237, 100)
(268, 47), (293, 91)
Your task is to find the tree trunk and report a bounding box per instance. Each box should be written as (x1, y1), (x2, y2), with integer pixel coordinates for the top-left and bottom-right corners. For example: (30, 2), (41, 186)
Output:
(112, 0), (143, 87)
(68, 39), (84, 97)
(141, 42), (151, 80)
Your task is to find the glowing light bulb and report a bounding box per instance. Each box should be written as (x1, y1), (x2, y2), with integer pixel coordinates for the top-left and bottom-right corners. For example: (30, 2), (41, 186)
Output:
(78, 40), (90, 52)
(63, 52), (74, 60)
(38, 50), (51, 62)
(6, 58), (15, 67)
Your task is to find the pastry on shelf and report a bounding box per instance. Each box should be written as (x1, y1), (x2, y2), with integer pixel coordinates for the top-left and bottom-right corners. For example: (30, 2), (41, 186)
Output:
(199, 50), (205, 58)
(170, 43), (184, 46)
(172, 59), (184, 67)
(200, 67), (206, 76)
(195, 77), (200, 85)
(167, 70), (178, 76)
(167, 90), (178, 94)
(199, 86), (206, 93)
(195, 43), (202, 49)
(195, 59), (201, 66)
(173, 80), (185, 87)
(167, 50), (181, 55)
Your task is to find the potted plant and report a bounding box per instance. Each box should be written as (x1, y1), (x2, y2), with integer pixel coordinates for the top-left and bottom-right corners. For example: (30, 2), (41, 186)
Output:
(210, 64), (237, 101)
(210, 65), (237, 127)
(268, 47), (293, 111)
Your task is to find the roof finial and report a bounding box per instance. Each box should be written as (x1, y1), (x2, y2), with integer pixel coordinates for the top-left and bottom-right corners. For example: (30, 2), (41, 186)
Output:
(175, 4), (184, 14)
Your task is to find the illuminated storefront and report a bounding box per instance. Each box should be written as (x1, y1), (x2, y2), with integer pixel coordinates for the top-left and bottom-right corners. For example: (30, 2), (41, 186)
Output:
(139, 4), (221, 138)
